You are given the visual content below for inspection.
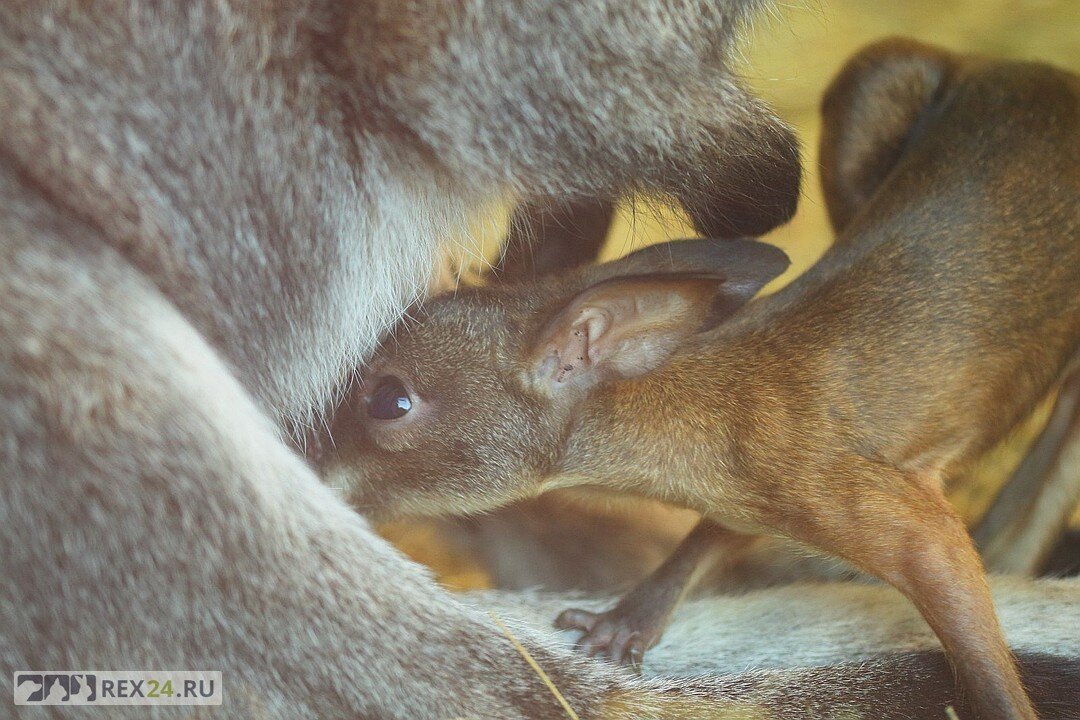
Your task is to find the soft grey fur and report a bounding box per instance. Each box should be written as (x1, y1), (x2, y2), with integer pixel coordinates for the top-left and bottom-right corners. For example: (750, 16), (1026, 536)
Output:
(476, 576), (1080, 676)
(476, 577), (1080, 719)
(0, 1), (800, 718)
(0, 1), (1070, 718)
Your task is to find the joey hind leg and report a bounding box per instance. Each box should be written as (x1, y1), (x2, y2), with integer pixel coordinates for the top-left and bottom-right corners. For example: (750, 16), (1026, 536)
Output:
(768, 462), (1037, 720)
(554, 519), (751, 668)
(974, 370), (1080, 576)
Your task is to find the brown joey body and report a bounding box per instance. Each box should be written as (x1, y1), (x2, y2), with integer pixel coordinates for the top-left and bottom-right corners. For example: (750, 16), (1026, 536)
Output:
(324, 40), (1080, 720)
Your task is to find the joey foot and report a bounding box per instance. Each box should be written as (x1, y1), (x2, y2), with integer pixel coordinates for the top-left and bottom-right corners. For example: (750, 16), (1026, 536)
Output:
(555, 519), (743, 668)
(554, 596), (671, 669)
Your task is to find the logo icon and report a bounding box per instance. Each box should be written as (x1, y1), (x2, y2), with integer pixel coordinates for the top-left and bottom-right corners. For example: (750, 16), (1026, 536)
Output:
(15, 674), (96, 705)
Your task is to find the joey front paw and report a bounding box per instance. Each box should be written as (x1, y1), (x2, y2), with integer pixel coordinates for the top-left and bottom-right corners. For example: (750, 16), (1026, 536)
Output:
(553, 606), (663, 669)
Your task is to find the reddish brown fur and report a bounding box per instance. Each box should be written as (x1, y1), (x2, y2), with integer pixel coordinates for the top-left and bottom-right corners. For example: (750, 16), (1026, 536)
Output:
(323, 40), (1080, 720)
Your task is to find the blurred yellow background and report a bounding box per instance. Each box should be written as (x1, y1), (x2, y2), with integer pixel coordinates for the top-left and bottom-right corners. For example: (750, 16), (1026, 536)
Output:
(414, 0), (1080, 584)
(597, 0), (1080, 277)
(740, 0), (1080, 283)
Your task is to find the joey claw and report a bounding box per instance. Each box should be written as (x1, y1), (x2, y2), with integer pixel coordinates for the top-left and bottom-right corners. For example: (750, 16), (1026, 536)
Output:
(608, 627), (642, 668)
(553, 604), (663, 668)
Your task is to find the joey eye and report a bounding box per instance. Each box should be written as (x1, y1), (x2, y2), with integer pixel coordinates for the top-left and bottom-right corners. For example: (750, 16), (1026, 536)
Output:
(365, 376), (413, 420)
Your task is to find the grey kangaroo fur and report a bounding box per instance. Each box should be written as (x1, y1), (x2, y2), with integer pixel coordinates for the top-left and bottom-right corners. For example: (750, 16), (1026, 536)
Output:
(1, 0), (1074, 715)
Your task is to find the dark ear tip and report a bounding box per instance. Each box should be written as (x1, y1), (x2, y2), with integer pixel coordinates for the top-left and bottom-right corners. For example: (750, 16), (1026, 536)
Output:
(767, 242), (792, 277)
(730, 237), (791, 280)
(679, 237), (791, 284)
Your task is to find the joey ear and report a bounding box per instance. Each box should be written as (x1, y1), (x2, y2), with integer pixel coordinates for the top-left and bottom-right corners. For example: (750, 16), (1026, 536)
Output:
(493, 198), (615, 281)
(820, 38), (957, 234)
(528, 274), (726, 392)
(527, 238), (786, 392)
